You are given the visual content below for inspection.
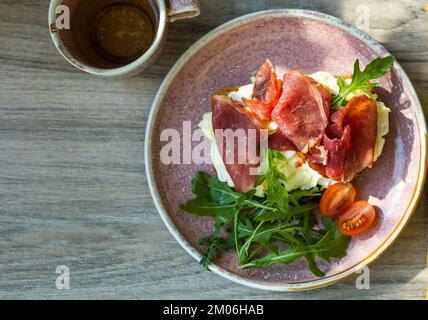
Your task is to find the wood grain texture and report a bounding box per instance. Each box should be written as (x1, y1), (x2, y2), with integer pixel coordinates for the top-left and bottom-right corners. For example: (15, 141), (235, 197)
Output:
(0, 0), (427, 299)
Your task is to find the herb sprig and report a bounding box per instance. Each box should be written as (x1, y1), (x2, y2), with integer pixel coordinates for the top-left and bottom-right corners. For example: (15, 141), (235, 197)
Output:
(180, 150), (351, 277)
(333, 56), (394, 107)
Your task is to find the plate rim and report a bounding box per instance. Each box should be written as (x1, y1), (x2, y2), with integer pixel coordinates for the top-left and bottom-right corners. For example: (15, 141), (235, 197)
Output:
(144, 9), (428, 291)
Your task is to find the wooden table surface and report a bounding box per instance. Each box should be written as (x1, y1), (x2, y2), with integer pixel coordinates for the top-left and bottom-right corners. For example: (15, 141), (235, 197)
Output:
(0, 0), (427, 300)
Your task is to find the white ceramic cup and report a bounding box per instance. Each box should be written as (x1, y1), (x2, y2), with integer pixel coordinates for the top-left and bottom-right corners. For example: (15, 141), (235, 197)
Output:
(48, 0), (200, 77)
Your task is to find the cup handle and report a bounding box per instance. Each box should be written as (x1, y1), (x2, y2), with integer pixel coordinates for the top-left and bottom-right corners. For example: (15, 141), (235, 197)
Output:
(167, 0), (200, 22)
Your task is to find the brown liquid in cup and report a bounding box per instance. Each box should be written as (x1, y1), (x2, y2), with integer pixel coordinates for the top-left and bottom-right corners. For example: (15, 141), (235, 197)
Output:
(59, 0), (157, 69)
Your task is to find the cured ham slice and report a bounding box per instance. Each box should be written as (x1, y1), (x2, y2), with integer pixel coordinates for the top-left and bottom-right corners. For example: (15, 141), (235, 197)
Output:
(312, 106), (351, 181)
(307, 145), (328, 166)
(212, 95), (262, 192)
(323, 125), (351, 180)
(241, 99), (273, 123)
(268, 129), (297, 151)
(271, 71), (332, 152)
(309, 95), (377, 181)
(242, 59), (282, 122)
(342, 96), (378, 181)
(253, 59), (281, 104)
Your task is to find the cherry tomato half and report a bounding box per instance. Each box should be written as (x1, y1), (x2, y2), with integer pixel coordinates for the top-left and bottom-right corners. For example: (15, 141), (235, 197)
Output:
(337, 200), (376, 236)
(319, 183), (356, 217)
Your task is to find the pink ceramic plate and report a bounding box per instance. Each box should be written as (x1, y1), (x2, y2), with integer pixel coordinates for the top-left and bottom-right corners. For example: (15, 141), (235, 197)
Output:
(145, 10), (427, 290)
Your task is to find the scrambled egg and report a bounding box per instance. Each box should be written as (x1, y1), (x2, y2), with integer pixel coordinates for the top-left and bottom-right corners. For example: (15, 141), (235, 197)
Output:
(198, 72), (390, 193)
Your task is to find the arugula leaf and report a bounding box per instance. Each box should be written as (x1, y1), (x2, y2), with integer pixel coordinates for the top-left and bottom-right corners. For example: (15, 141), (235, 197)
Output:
(180, 172), (273, 221)
(199, 233), (234, 269)
(180, 198), (235, 218)
(234, 192), (251, 263)
(180, 149), (351, 277)
(317, 217), (351, 262)
(289, 188), (322, 204)
(238, 221), (300, 245)
(241, 228), (349, 273)
(191, 171), (239, 204)
(198, 214), (235, 269)
(241, 244), (307, 268)
(241, 217), (350, 273)
(255, 210), (291, 222)
(304, 254), (325, 277)
(265, 150), (290, 216)
(333, 56), (394, 106)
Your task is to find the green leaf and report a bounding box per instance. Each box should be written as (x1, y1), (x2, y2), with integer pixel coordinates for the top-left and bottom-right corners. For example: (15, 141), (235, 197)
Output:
(256, 210), (290, 222)
(180, 198), (234, 217)
(302, 208), (317, 237)
(238, 221), (299, 243)
(304, 254), (325, 277)
(312, 219), (352, 263)
(242, 244), (307, 268)
(288, 187), (322, 202)
(337, 76), (347, 92)
(259, 240), (279, 255)
(321, 216), (336, 231)
(198, 215), (235, 268)
(292, 203), (320, 216)
(199, 234), (234, 268)
(242, 222), (351, 273)
(362, 55), (395, 79)
(191, 171), (239, 205)
(181, 172), (274, 219)
(333, 55), (394, 106)
(181, 163), (351, 277)
(234, 192), (253, 263)
(265, 150), (290, 215)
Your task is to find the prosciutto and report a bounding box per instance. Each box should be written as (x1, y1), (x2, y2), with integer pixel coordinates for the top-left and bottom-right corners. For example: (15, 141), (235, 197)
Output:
(210, 59), (379, 191)
(307, 145), (328, 166)
(323, 125), (351, 180)
(271, 71), (332, 152)
(312, 105), (352, 180)
(242, 59), (282, 122)
(211, 94), (262, 192)
(309, 95), (377, 181)
(342, 95), (378, 181)
(268, 129), (297, 151)
(253, 59), (281, 104)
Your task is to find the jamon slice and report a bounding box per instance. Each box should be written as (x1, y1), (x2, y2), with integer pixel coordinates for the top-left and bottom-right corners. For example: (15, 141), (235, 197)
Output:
(342, 96), (378, 181)
(268, 129), (297, 151)
(242, 59), (282, 122)
(212, 95), (262, 192)
(242, 99), (274, 123)
(253, 59), (281, 104)
(308, 95), (378, 181)
(323, 125), (351, 180)
(307, 145), (328, 166)
(271, 71), (332, 153)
